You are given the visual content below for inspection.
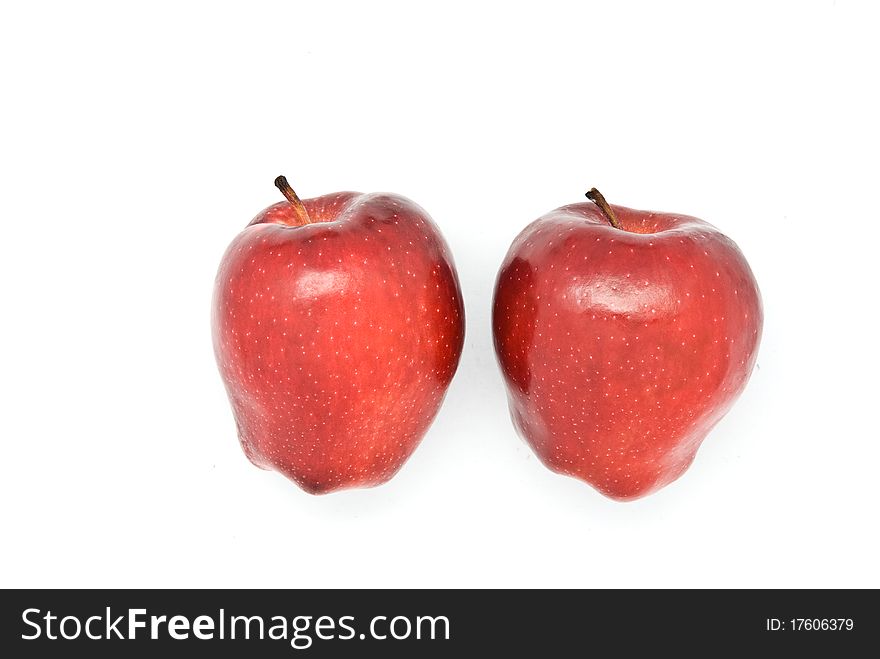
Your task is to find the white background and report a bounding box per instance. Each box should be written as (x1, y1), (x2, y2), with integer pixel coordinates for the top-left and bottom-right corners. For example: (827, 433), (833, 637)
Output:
(1, 1), (878, 588)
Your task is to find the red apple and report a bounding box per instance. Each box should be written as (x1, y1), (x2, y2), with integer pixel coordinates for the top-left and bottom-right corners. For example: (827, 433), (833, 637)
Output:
(492, 189), (762, 500)
(212, 177), (464, 494)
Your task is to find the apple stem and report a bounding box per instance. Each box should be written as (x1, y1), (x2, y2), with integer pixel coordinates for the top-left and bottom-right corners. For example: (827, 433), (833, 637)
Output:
(274, 175), (313, 226)
(586, 188), (622, 229)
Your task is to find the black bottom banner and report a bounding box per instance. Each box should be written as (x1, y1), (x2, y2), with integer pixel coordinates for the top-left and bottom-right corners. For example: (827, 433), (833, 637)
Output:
(1, 589), (874, 656)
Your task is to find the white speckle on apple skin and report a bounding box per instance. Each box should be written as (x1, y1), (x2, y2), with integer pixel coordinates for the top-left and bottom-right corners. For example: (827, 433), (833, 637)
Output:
(492, 201), (763, 501)
(211, 192), (464, 494)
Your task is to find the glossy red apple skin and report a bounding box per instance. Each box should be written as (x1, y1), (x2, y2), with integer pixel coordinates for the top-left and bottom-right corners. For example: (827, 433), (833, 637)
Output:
(493, 200), (762, 500)
(212, 191), (464, 494)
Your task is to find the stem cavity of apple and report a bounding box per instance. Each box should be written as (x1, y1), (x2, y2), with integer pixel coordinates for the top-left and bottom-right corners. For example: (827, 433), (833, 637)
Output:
(586, 188), (622, 230)
(274, 175), (313, 226)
